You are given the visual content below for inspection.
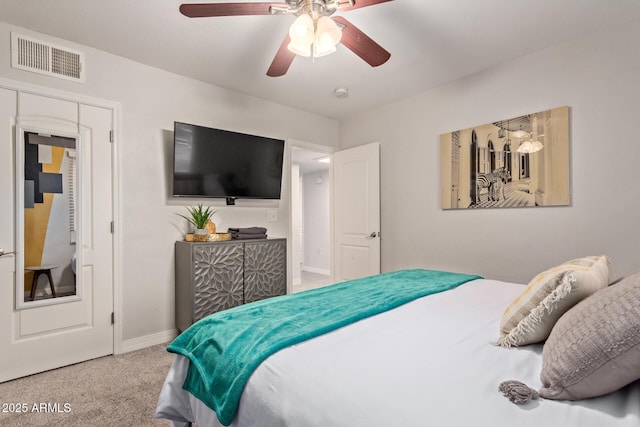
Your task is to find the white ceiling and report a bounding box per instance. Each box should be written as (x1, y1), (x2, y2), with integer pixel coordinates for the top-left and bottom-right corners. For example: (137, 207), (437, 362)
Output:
(291, 147), (330, 174)
(0, 0), (639, 120)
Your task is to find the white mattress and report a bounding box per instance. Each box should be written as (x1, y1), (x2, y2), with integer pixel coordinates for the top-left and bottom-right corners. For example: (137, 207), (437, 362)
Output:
(156, 278), (640, 426)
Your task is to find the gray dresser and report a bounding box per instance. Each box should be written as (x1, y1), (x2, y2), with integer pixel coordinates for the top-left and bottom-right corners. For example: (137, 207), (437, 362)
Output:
(175, 238), (286, 331)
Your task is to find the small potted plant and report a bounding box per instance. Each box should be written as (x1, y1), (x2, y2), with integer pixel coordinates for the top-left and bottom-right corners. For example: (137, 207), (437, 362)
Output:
(177, 204), (216, 241)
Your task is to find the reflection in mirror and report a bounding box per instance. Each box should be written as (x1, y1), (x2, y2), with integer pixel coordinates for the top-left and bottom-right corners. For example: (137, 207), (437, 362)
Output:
(22, 131), (78, 303)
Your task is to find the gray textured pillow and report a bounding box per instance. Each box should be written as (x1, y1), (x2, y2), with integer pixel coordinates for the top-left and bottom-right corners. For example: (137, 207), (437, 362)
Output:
(539, 271), (640, 400)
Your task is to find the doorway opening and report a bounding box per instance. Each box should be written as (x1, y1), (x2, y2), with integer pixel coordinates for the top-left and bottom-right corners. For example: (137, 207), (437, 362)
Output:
(291, 146), (332, 293)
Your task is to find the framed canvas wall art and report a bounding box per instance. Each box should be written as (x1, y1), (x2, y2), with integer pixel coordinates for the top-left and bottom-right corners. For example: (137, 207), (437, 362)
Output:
(440, 106), (570, 210)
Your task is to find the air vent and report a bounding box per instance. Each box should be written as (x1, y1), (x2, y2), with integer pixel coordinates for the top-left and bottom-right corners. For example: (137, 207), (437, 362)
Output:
(11, 32), (85, 83)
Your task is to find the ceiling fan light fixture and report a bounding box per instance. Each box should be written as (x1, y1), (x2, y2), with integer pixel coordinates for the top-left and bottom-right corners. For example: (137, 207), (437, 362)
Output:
(316, 16), (342, 44)
(288, 13), (314, 45)
(288, 14), (342, 58)
(180, 1), (391, 77)
(288, 37), (312, 57)
(290, 14), (314, 39)
(313, 39), (337, 57)
(314, 16), (341, 57)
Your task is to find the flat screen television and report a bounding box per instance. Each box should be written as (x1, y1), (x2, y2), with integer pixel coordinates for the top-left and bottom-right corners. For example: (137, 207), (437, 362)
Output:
(172, 122), (285, 203)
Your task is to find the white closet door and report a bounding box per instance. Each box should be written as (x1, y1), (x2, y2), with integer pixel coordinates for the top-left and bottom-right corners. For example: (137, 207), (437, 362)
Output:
(0, 93), (114, 382)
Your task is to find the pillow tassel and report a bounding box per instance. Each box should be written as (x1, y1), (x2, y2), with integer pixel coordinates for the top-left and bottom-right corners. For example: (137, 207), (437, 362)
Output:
(499, 380), (539, 404)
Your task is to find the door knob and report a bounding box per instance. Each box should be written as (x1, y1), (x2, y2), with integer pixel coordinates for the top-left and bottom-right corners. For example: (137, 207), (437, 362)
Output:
(365, 232), (379, 239)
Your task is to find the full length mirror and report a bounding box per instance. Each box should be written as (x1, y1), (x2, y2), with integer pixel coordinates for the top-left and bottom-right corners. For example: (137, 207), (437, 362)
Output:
(16, 127), (81, 308)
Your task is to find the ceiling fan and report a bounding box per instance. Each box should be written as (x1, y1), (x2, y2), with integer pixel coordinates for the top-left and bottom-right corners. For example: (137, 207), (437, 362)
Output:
(179, 0), (393, 77)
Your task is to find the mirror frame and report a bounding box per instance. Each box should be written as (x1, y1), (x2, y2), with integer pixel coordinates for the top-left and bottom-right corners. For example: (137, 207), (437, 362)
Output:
(15, 124), (83, 310)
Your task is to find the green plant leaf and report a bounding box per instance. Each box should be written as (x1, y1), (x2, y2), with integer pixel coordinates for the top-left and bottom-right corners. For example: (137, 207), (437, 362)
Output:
(175, 204), (217, 230)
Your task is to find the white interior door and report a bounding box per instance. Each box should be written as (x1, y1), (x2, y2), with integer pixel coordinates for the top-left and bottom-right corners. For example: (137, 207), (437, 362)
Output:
(0, 92), (114, 382)
(333, 142), (380, 282)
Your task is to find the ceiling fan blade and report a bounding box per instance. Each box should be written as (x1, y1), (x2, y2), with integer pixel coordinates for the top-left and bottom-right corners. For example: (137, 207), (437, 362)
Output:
(267, 34), (296, 77)
(338, 0), (393, 12)
(180, 2), (280, 17)
(333, 16), (390, 67)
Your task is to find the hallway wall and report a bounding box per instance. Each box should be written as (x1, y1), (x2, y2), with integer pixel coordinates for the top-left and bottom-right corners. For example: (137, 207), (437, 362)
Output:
(302, 169), (330, 274)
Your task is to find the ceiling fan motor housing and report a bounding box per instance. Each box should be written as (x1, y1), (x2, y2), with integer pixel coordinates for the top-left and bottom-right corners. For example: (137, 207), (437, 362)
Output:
(274, 0), (355, 18)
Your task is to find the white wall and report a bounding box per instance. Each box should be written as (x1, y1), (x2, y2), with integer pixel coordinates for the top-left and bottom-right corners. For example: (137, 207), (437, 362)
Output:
(291, 163), (302, 285)
(339, 19), (640, 284)
(0, 22), (339, 346)
(302, 169), (330, 274)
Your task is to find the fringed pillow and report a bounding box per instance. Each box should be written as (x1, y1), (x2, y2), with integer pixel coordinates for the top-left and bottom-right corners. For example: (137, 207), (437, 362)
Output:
(496, 255), (609, 347)
(499, 271), (640, 404)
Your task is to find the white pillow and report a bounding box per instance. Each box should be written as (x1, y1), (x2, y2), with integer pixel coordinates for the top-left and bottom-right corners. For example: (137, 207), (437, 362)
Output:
(497, 255), (610, 347)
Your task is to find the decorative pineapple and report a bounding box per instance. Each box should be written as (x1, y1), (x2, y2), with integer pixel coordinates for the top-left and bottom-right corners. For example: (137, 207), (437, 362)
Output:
(205, 219), (216, 234)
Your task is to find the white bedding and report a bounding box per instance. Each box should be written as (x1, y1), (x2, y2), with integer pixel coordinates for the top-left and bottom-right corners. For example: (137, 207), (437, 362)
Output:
(156, 278), (640, 426)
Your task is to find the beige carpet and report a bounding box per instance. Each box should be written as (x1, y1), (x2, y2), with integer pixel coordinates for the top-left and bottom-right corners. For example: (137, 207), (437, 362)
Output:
(0, 344), (176, 426)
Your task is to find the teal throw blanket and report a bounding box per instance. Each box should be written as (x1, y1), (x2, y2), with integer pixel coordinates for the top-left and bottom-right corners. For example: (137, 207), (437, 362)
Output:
(168, 269), (481, 425)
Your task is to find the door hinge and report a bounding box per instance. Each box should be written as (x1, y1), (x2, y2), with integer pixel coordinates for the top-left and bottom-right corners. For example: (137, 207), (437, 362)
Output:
(110, 221), (115, 234)
(111, 312), (115, 325)
(109, 130), (113, 143)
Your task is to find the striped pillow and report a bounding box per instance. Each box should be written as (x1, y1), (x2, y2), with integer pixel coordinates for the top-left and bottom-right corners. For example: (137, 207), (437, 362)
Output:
(497, 255), (610, 347)
(539, 271), (640, 400)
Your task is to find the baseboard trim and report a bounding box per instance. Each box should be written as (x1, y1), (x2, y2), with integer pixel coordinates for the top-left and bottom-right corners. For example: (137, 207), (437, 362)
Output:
(118, 329), (178, 354)
(302, 266), (330, 275)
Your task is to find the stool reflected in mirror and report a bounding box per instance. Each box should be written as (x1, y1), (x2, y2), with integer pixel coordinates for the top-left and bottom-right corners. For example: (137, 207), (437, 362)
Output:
(25, 265), (59, 301)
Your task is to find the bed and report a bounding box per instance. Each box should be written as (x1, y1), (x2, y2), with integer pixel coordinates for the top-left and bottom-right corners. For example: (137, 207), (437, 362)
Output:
(156, 264), (640, 427)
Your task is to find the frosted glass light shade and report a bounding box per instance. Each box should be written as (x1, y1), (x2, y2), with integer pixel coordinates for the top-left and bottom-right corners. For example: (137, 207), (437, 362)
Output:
(287, 14), (342, 58)
(289, 14), (314, 41)
(313, 40), (337, 57)
(288, 14), (314, 56)
(314, 16), (342, 57)
(288, 38), (312, 57)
